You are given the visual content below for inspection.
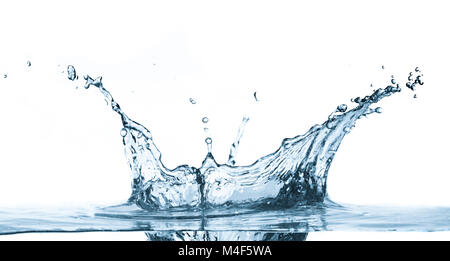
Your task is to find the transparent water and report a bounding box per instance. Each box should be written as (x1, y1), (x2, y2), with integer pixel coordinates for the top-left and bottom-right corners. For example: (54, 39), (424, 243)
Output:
(1, 201), (449, 240)
(1, 65), (446, 241)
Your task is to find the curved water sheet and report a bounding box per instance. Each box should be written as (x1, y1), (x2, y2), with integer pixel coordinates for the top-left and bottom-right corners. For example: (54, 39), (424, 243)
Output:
(80, 70), (421, 210)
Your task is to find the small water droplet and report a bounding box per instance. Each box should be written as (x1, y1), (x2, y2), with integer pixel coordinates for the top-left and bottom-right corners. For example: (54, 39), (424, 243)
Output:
(381, 65), (385, 70)
(120, 128), (128, 137)
(27, 61), (31, 67)
(351, 97), (361, 103)
(326, 121), (335, 129)
(3, 74), (7, 78)
(205, 137), (212, 144)
(336, 104), (347, 113)
(202, 117), (209, 124)
(67, 65), (77, 81)
(204, 127), (209, 132)
(391, 79), (396, 84)
(413, 94), (418, 99)
(189, 98), (196, 104)
(375, 107), (382, 113)
(253, 91), (259, 101)
(415, 67), (420, 72)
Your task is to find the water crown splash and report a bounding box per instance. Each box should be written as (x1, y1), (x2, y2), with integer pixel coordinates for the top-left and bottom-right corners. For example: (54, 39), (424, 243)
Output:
(74, 67), (423, 210)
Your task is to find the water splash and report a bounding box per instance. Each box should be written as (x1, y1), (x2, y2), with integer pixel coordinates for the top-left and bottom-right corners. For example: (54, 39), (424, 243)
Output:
(227, 116), (250, 166)
(406, 67), (424, 91)
(0, 64), (447, 239)
(74, 67), (419, 210)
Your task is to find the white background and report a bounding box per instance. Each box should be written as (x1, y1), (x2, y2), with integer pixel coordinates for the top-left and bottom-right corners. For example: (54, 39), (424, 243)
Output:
(0, 0), (449, 240)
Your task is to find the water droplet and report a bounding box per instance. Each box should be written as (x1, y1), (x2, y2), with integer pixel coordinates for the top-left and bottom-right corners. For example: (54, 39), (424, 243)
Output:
(120, 128), (128, 137)
(413, 94), (418, 99)
(202, 117), (209, 124)
(205, 137), (212, 144)
(415, 67), (420, 72)
(391, 79), (396, 84)
(204, 127), (209, 132)
(189, 98), (196, 104)
(375, 107), (382, 113)
(67, 65), (77, 81)
(26, 61), (31, 67)
(253, 91), (259, 102)
(3, 74), (7, 78)
(336, 104), (348, 113)
(351, 97), (361, 103)
(417, 76), (424, 85)
(381, 65), (385, 70)
(326, 121), (335, 129)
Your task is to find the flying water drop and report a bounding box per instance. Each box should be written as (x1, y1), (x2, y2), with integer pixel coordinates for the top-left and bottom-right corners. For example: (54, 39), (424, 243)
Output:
(336, 104), (348, 113)
(27, 61), (31, 67)
(205, 137), (213, 153)
(189, 98), (196, 104)
(202, 117), (209, 124)
(67, 65), (77, 81)
(254, 91), (259, 102)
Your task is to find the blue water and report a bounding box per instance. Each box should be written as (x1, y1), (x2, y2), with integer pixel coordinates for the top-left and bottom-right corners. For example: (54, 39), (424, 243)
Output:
(0, 201), (449, 239)
(0, 64), (446, 241)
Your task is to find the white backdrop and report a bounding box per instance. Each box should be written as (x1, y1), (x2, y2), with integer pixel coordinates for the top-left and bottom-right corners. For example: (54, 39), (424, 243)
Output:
(0, 0), (449, 240)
